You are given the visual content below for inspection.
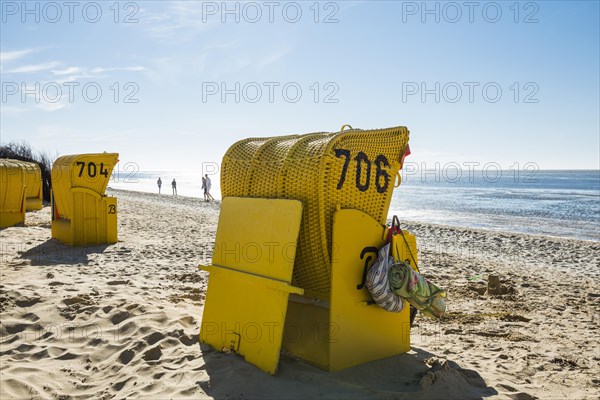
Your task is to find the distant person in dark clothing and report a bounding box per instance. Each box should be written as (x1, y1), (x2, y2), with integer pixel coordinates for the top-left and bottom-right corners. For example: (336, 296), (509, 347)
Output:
(205, 174), (214, 201)
(157, 177), (162, 194)
(172, 178), (177, 195)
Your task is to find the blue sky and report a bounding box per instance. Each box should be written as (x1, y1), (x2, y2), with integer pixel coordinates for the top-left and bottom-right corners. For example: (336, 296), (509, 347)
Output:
(1, 0), (599, 172)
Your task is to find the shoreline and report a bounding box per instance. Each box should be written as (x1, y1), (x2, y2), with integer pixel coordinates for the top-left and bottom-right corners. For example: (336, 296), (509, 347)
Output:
(1, 190), (598, 399)
(108, 187), (600, 244)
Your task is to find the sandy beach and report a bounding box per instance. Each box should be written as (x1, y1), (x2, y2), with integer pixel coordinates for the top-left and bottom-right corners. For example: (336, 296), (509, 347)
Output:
(1, 189), (598, 399)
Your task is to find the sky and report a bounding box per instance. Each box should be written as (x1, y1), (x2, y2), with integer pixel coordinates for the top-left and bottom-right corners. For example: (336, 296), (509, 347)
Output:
(1, 0), (599, 174)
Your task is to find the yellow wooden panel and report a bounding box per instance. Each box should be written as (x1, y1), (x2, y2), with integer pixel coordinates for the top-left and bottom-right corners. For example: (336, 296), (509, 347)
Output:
(329, 209), (410, 371)
(200, 266), (301, 374)
(212, 197), (303, 282)
(51, 219), (72, 245)
(200, 197), (303, 374)
(105, 196), (118, 244)
(391, 231), (419, 271)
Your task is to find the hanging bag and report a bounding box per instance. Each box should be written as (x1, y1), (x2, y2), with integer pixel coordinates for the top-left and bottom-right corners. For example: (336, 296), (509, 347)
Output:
(365, 243), (405, 313)
(366, 216), (447, 320)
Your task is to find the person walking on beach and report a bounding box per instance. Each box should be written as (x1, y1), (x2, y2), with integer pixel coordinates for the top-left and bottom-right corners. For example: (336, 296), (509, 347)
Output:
(157, 177), (162, 195)
(172, 178), (177, 195)
(201, 176), (208, 202)
(205, 174), (214, 201)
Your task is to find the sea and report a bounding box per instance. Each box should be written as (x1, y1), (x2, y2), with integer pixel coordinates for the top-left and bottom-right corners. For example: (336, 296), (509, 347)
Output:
(109, 169), (600, 242)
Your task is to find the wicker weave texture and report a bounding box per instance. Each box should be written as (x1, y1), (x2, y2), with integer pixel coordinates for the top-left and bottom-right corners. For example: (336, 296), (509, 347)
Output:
(221, 126), (410, 299)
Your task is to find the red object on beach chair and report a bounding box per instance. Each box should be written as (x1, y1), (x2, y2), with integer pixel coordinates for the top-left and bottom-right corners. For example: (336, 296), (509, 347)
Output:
(387, 215), (402, 243)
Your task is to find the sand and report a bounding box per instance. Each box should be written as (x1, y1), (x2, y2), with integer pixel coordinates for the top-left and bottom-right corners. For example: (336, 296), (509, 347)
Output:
(1, 189), (598, 399)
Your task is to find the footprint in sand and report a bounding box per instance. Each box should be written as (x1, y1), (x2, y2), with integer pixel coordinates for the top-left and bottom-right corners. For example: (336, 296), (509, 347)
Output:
(21, 312), (39, 322)
(119, 349), (135, 365)
(62, 295), (93, 306)
(15, 296), (41, 308)
(142, 345), (162, 362)
(2, 322), (27, 335)
(107, 280), (130, 286)
(110, 311), (132, 325)
(144, 331), (165, 346)
(112, 377), (135, 392)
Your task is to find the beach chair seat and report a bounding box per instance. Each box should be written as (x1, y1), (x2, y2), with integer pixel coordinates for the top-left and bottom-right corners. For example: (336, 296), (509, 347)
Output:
(0, 159), (27, 228)
(51, 153), (119, 246)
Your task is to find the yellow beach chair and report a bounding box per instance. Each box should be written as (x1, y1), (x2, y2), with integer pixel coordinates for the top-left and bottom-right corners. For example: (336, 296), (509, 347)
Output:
(0, 159), (26, 228)
(21, 161), (43, 211)
(201, 125), (418, 374)
(51, 153), (119, 246)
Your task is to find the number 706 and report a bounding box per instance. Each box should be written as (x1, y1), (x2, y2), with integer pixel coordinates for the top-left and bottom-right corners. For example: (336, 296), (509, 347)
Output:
(334, 149), (392, 193)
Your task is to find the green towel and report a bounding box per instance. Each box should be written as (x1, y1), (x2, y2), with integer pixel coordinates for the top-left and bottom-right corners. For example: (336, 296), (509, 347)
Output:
(388, 261), (447, 319)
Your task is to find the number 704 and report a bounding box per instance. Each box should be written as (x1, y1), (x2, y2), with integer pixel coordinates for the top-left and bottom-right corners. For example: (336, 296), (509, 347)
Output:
(76, 161), (109, 178)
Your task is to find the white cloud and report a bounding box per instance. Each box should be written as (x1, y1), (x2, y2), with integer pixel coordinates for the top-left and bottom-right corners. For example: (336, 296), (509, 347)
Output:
(5, 61), (60, 74)
(0, 49), (35, 63)
(37, 101), (68, 112)
(53, 74), (91, 84)
(51, 66), (144, 78)
(52, 67), (83, 75)
(90, 66), (146, 74)
(46, 65), (146, 84)
(2, 82), (68, 112)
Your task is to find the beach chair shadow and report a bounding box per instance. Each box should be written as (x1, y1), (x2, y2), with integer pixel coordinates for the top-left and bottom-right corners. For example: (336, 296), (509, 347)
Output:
(197, 343), (497, 399)
(19, 238), (110, 266)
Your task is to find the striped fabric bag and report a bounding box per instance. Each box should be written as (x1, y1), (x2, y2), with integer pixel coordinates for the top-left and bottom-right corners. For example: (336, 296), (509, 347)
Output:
(365, 243), (405, 313)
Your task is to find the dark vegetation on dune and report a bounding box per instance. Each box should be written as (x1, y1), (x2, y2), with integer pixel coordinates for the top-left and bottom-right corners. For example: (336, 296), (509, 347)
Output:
(0, 141), (55, 202)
